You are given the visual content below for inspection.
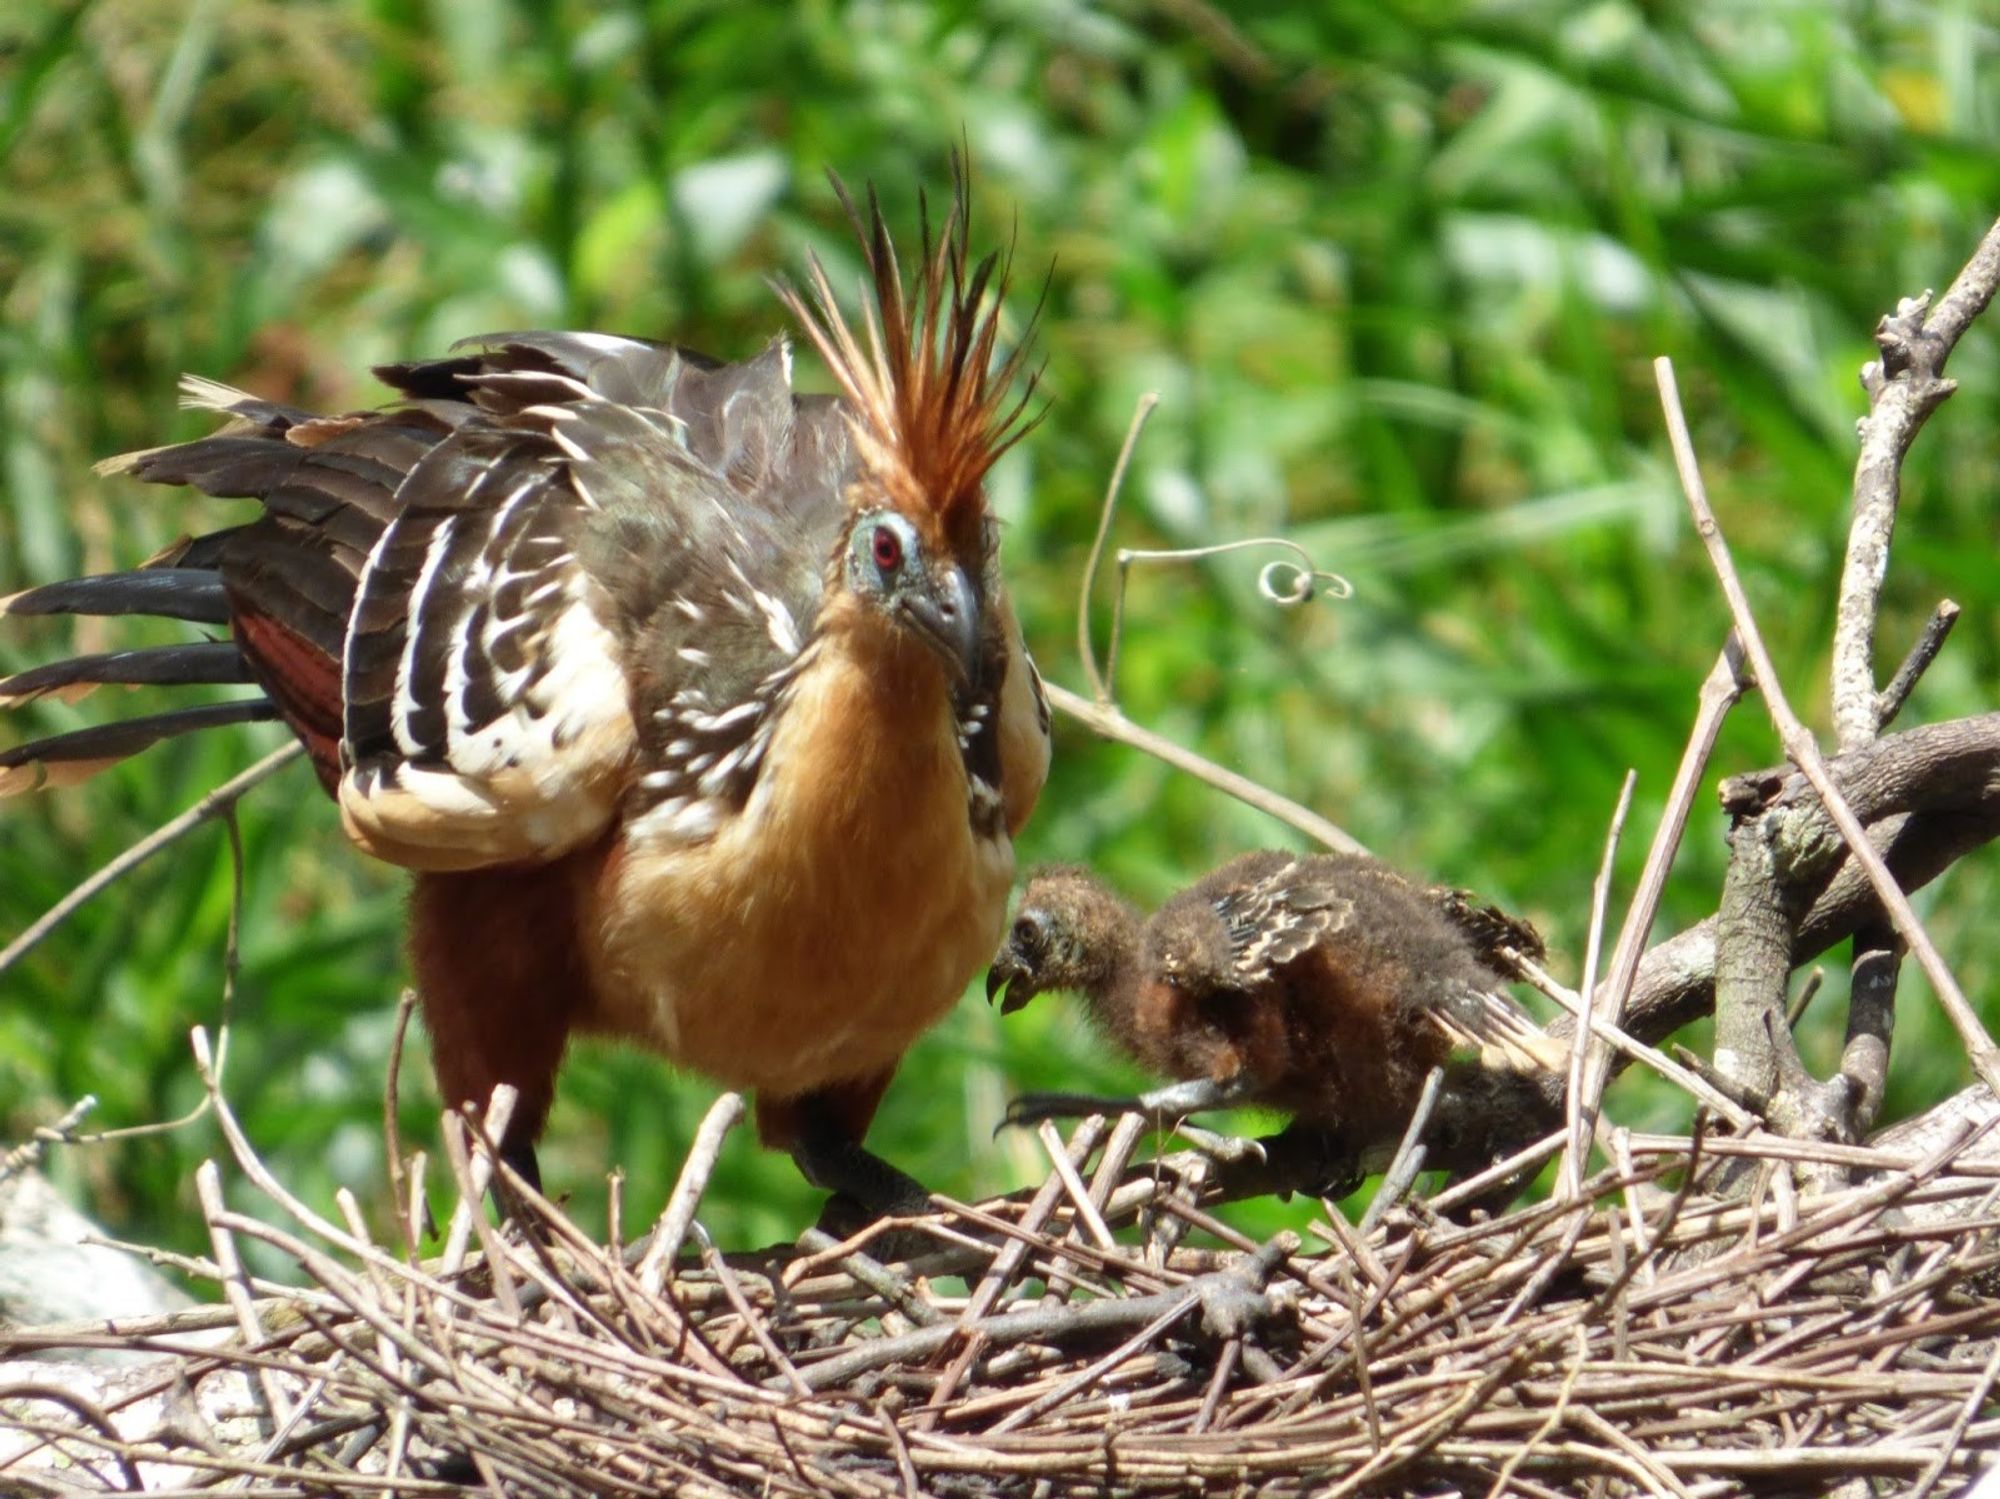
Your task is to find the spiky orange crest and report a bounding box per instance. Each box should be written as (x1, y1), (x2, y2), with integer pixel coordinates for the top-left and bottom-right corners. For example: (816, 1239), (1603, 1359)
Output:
(780, 172), (1042, 557)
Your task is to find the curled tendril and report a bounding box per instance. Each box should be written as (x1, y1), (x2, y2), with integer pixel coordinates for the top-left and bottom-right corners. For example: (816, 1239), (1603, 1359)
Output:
(1117, 538), (1351, 606)
(1257, 556), (1353, 607)
(1102, 536), (1350, 702)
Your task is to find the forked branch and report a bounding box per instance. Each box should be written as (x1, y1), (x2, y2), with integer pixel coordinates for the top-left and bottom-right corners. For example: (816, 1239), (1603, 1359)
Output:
(1655, 358), (2000, 1099)
(1833, 216), (2000, 751)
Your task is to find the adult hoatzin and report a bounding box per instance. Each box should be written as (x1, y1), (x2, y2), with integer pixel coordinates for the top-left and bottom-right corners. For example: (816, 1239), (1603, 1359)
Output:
(0, 189), (1051, 1215)
(986, 852), (1562, 1191)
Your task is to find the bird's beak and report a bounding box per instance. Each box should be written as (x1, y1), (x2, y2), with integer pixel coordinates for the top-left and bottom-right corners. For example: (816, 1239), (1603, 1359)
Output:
(986, 947), (1039, 1016)
(899, 562), (980, 685)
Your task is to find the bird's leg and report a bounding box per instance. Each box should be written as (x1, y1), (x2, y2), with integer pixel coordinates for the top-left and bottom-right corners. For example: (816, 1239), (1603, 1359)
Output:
(791, 1125), (933, 1220)
(410, 866), (581, 1221)
(1001, 1075), (1262, 1132)
(497, 1133), (544, 1198)
(764, 1081), (937, 1252)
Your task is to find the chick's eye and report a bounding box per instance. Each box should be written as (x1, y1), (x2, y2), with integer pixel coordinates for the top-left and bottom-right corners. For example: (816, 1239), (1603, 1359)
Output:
(871, 524), (904, 574)
(1011, 915), (1043, 952)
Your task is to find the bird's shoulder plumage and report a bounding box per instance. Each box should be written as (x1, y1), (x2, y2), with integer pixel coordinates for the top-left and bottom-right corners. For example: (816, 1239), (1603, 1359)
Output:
(1169, 850), (1561, 1075)
(114, 335), (855, 871)
(1181, 851), (1359, 983)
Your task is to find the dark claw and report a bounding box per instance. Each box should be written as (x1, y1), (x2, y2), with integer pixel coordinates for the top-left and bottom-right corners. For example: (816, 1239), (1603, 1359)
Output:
(996, 1091), (1142, 1136)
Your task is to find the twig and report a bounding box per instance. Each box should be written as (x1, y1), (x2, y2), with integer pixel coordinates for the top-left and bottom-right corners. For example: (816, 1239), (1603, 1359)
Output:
(1045, 681), (1364, 853)
(1036, 1119), (1116, 1252)
(1361, 1066), (1443, 1233)
(438, 1085), (517, 1279)
(1572, 637), (1747, 1098)
(0, 1095), (97, 1186)
(792, 1229), (942, 1328)
(986, 1291), (1195, 1433)
(1654, 356), (2000, 1097)
(1784, 967), (1826, 1030)
(636, 1091), (747, 1294)
(1877, 601), (1960, 731)
(383, 989), (419, 1263)
(0, 741), (302, 977)
(441, 1111), (523, 1322)
(193, 1159), (291, 1436)
(1515, 954), (1755, 1128)
(0, 1384), (143, 1493)
(1424, 1127), (1569, 1218)
(1076, 392), (1160, 701)
(24, 795), (254, 1152)
(1564, 770), (1636, 1198)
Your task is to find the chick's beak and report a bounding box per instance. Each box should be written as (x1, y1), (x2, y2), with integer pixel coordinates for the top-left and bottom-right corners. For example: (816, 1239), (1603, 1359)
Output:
(900, 562), (980, 685)
(986, 945), (1039, 1016)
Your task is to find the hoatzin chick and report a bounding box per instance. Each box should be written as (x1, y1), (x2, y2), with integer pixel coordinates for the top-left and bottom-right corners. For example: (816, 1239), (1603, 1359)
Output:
(0, 185), (1050, 1218)
(986, 852), (1564, 1194)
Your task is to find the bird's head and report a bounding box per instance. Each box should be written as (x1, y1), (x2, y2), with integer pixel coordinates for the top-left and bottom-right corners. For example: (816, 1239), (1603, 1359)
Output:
(780, 171), (1041, 686)
(986, 865), (1138, 1016)
(838, 507), (979, 683)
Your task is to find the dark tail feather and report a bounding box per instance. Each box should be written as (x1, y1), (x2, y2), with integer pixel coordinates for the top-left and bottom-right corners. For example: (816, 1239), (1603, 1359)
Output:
(0, 700), (278, 795)
(2, 569), (230, 625)
(0, 643), (252, 707)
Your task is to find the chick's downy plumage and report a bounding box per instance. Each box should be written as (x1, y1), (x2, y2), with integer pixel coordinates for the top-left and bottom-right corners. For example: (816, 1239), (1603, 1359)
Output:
(989, 851), (1560, 1146)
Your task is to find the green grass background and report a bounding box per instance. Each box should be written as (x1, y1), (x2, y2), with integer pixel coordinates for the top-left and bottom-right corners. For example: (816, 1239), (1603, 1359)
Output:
(3, 0), (1998, 1263)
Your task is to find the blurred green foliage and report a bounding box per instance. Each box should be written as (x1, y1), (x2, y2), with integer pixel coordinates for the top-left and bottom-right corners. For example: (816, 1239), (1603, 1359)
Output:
(3, 0), (1999, 1266)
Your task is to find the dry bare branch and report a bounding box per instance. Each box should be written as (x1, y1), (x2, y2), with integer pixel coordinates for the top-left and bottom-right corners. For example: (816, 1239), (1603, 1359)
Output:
(1655, 357), (2000, 1098)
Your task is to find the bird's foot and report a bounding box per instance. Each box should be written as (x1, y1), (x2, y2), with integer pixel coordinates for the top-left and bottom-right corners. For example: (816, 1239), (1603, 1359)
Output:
(791, 1130), (946, 1262)
(999, 1076), (1261, 1136)
(1255, 1124), (1365, 1202)
(1169, 1123), (1268, 1169)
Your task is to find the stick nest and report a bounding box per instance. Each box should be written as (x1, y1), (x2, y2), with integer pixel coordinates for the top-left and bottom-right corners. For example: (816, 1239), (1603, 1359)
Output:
(5, 1099), (2000, 1498)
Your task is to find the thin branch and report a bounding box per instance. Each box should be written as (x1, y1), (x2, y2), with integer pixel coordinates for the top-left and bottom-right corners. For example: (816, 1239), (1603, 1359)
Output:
(1877, 600), (1960, 731)
(1076, 392), (1160, 701)
(382, 989), (419, 1264)
(1045, 681), (1364, 854)
(637, 1091), (747, 1294)
(1360, 1065), (1443, 1232)
(1564, 769), (1635, 1198)
(0, 741), (304, 977)
(1516, 953), (1755, 1129)
(0, 1095), (96, 1187)
(1785, 967), (1826, 1030)
(1580, 640), (1747, 1122)
(1654, 356), (2000, 1097)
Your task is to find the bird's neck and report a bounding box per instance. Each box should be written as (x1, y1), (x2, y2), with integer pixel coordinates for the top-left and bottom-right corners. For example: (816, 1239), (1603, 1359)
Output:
(1074, 899), (1147, 1034)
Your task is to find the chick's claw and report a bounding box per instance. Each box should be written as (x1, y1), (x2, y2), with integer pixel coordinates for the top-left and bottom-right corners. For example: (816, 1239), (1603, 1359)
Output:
(996, 1091), (1139, 1136)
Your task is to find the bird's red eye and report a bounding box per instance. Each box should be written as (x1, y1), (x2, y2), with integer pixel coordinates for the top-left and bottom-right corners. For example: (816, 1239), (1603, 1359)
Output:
(871, 525), (903, 573)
